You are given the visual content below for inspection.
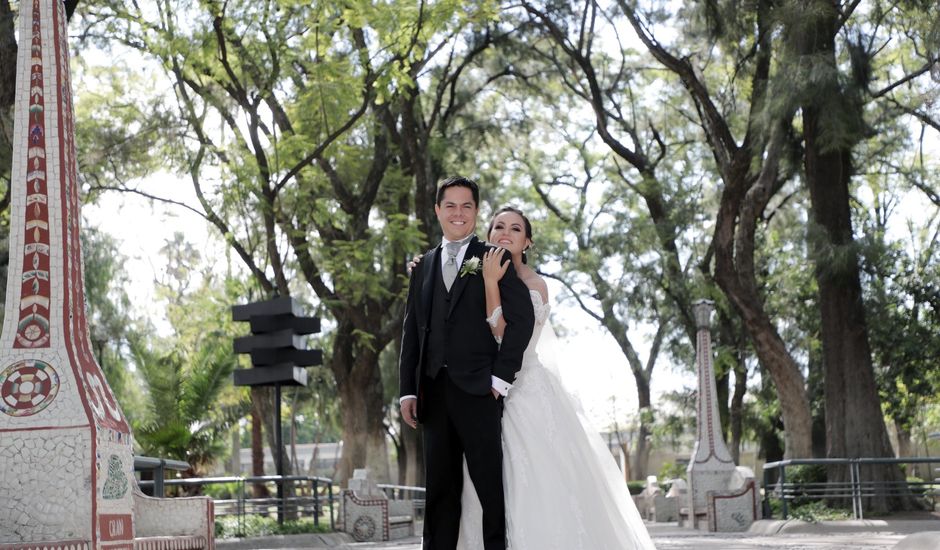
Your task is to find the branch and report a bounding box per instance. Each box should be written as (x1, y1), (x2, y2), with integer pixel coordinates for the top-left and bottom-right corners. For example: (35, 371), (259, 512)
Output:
(85, 184), (209, 220)
(523, 1), (649, 171)
(837, 0), (864, 30)
(278, 209), (339, 306)
(167, 43), (277, 294)
(619, 1), (739, 176)
(645, 317), (667, 377)
(534, 181), (572, 224)
(871, 59), (938, 99)
(538, 270), (603, 322)
(274, 93), (372, 193)
(887, 96), (940, 133)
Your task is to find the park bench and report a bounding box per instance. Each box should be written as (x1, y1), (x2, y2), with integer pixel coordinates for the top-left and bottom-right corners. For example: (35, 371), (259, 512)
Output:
(133, 489), (215, 550)
(0, 458), (214, 550)
(679, 466), (759, 531)
(340, 469), (416, 542)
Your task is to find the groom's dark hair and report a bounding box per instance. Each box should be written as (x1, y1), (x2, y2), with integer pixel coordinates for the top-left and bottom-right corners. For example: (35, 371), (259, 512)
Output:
(436, 176), (480, 207)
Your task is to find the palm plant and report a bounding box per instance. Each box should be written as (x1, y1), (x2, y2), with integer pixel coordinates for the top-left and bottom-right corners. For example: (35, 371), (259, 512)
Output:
(131, 331), (247, 478)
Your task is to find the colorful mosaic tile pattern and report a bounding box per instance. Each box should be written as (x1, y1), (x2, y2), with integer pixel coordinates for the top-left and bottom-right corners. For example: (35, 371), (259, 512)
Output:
(0, 3), (212, 549)
(0, 359), (59, 416)
(14, 0), (53, 350)
(0, 1), (132, 547)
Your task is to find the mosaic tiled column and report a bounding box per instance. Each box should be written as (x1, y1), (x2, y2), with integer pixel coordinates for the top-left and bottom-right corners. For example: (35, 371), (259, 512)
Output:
(685, 300), (736, 526)
(0, 1), (134, 548)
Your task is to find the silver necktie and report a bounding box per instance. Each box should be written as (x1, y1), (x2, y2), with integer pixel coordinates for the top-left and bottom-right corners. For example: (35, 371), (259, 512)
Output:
(442, 241), (463, 291)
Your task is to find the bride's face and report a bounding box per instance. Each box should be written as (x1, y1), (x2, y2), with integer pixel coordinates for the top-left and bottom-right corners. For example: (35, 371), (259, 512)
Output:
(488, 211), (531, 257)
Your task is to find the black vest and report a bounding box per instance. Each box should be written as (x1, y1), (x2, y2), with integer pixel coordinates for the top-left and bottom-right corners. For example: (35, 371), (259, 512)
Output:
(425, 258), (452, 379)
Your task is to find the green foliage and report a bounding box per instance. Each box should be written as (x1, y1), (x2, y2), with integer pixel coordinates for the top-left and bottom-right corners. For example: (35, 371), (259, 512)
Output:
(627, 480), (645, 495)
(215, 515), (332, 539)
(131, 235), (249, 474)
(854, 176), (940, 448)
(200, 481), (242, 500)
(131, 334), (245, 473)
(658, 461), (687, 482)
(782, 464), (828, 508)
(788, 501), (853, 523)
(70, 0), (526, 482)
(81, 225), (146, 418)
(59, 0), (940, 479)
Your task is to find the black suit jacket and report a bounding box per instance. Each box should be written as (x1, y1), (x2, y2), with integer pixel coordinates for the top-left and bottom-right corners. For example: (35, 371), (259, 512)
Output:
(399, 236), (535, 420)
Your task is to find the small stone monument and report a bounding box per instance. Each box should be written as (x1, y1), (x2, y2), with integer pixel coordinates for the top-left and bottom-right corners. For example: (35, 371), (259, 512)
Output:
(341, 469), (415, 542)
(681, 300), (759, 531)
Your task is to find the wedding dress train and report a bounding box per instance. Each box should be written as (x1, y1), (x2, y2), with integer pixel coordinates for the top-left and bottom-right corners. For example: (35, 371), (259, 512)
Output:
(455, 291), (656, 550)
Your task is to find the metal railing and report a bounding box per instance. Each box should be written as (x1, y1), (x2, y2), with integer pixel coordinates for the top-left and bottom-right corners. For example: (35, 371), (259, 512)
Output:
(133, 455), (191, 497)
(378, 483), (427, 520)
(136, 475), (337, 533)
(762, 457), (940, 520)
(135, 472), (425, 532)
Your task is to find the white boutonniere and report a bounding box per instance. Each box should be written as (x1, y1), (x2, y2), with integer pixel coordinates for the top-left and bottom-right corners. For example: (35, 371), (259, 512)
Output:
(459, 256), (482, 277)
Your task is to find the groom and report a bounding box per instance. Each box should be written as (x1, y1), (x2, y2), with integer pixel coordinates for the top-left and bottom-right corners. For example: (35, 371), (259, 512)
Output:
(399, 176), (535, 550)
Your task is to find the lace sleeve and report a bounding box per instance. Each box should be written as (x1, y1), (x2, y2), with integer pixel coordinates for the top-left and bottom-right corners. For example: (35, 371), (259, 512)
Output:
(486, 306), (503, 328)
(530, 291), (551, 325)
(487, 306), (504, 345)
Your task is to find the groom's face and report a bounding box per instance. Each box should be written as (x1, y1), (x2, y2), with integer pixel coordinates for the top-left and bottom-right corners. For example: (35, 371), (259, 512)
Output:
(435, 186), (478, 241)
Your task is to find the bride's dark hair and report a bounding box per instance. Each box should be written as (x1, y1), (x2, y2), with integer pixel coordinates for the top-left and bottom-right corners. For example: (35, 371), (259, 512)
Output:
(486, 206), (533, 264)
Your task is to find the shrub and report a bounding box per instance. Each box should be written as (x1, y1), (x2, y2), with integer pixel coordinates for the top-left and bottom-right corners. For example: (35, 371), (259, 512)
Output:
(658, 461), (686, 482)
(215, 515), (332, 539)
(202, 481), (241, 500)
(789, 501), (851, 523)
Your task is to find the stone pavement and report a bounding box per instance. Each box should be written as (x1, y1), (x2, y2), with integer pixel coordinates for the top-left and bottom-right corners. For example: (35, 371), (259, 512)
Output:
(216, 516), (940, 549)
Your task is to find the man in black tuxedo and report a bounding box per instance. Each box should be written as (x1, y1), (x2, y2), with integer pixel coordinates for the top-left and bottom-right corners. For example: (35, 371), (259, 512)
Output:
(399, 177), (535, 550)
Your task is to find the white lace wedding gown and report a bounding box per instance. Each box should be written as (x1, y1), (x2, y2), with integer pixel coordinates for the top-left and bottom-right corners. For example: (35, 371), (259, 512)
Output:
(455, 291), (656, 550)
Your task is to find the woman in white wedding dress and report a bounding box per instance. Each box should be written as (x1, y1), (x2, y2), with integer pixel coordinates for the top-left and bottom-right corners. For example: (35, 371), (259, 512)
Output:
(454, 206), (656, 550)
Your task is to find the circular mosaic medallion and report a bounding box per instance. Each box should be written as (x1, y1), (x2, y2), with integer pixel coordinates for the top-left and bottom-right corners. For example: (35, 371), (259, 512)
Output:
(0, 360), (60, 417)
(352, 515), (377, 542)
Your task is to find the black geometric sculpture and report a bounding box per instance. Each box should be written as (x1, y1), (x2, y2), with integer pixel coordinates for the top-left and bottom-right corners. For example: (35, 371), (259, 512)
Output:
(231, 295), (322, 523)
(232, 296), (322, 387)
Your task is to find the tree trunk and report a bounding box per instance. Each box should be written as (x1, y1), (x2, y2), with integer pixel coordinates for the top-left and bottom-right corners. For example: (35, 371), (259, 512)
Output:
(714, 194), (814, 458)
(1, 0), (14, 235)
(398, 91), (440, 241)
(716, 368), (730, 443)
(626, 0), (815, 459)
(332, 327), (389, 485)
(250, 388), (269, 498)
(795, 0), (914, 514)
(632, 416), (652, 481)
(0, 0), (14, 119)
(717, 308), (748, 462)
(803, 111), (908, 510)
(730, 356), (747, 464)
(895, 419), (912, 459)
(709, 59), (813, 459)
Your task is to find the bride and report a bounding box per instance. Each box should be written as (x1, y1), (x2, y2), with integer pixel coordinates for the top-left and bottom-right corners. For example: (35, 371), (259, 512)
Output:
(418, 206), (656, 549)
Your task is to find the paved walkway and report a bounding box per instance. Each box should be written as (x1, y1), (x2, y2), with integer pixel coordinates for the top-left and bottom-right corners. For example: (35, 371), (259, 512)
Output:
(216, 517), (940, 549)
